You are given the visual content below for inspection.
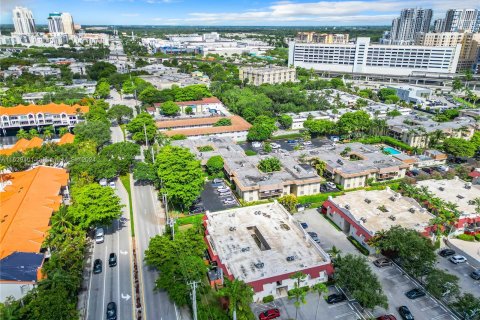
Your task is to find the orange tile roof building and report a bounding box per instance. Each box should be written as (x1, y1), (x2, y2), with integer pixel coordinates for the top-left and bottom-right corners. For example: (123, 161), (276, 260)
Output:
(0, 166), (69, 301)
(157, 115), (252, 141)
(0, 134), (75, 155)
(0, 103), (89, 131)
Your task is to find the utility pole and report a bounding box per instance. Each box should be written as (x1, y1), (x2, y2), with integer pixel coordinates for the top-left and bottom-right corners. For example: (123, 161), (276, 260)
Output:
(188, 281), (200, 320)
(160, 179), (173, 239)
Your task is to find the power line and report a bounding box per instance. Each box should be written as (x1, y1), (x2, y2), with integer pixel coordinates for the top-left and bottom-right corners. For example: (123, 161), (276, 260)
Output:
(188, 281), (200, 320)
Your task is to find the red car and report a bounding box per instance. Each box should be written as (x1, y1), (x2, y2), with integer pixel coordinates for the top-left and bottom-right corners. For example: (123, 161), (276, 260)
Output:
(377, 315), (397, 320)
(259, 308), (280, 320)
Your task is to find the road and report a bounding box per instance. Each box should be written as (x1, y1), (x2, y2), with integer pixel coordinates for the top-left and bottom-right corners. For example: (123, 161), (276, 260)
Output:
(131, 180), (182, 320)
(106, 89), (139, 114)
(85, 180), (134, 320)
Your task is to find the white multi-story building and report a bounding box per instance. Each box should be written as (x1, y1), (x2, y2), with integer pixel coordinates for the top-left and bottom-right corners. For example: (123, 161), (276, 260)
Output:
(433, 19), (446, 33)
(443, 9), (480, 33)
(61, 12), (75, 35)
(12, 6), (36, 35)
(389, 8), (432, 45)
(48, 12), (75, 36)
(239, 66), (297, 86)
(288, 37), (461, 76)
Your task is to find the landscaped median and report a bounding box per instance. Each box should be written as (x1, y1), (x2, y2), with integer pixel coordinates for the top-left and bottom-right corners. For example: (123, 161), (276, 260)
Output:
(120, 174), (135, 236)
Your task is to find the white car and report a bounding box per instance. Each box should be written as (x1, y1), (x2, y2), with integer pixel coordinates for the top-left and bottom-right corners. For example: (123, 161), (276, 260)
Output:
(217, 187), (230, 193)
(252, 142), (262, 148)
(303, 141), (312, 146)
(270, 143), (281, 149)
(326, 182), (336, 189)
(449, 255), (467, 264)
(109, 181), (116, 189)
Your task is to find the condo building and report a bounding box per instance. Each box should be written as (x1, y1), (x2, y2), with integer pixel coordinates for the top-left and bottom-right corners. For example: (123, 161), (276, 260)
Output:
(239, 66), (297, 86)
(443, 9), (480, 33)
(12, 6), (36, 35)
(295, 32), (349, 44)
(288, 37), (461, 76)
(389, 8), (433, 45)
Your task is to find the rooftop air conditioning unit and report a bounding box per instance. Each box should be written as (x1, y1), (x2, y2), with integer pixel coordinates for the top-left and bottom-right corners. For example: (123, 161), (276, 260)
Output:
(390, 196), (396, 202)
(389, 215), (396, 221)
(364, 198), (371, 204)
(409, 208), (416, 213)
(439, 187), (444, 191)
(345, 204), (350, 210)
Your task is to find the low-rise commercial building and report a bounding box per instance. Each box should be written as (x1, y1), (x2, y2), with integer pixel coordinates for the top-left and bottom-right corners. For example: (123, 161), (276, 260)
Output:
(0, 103), (89, 132)
(157, 115), (251, 142)
(204, 202), (333, 300)
(140, 73), (210, 90)
(239, 66), (297, 86)
(0, 166), (69, 301)
(416, 178), (480, 234)
(321, 189), (434, 253)
(387, 85), (432, 105)
(288, 37), (461, 76)
(155, 97), (224, 115)
(386, 114), (476, 148)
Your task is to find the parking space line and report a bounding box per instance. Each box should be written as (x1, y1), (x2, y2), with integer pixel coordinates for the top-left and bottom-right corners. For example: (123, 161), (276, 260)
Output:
(431, 313), (451, 320)
(335, 311), (355, 319)
(421, 305), (440, 311)
(328, 302), (348, 308)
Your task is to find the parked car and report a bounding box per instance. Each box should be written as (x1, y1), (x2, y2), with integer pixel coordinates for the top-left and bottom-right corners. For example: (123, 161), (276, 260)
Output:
(192, 197), (203, 205)
(300, 222), (308, 229)
(95, 227), (104, 244)
(109, 253), (117, 267)
(287, 140), (298, 144)
(373, 258), (393, 268)
(405, 288), (426, 299)
(217, 187), (230, 193)
(258, 308), (280, 320)
(106, 302), (117, 320)
(398, 306), (414, 320)
(211, 182), (225, 188)
(449, 255), (467, 264)
(326, 293), (346, 304)
(93, 259), (102, 274)
(109, 181), (116, 188)
(219, 192), (233, 197)
(422, 167), (433, 174)
(271, 143), (281, 149)
(470, 270), (480, 280)
(223, 199), (237, 205)
(189, 206), (205, 214)
(326, 182), (336, 189)
(377, 315), (397, 320)
(438, 248), (455, 257)
(303, 141), (312, 146)
(307, 232), (319, 242)
(213, 178), (223, 184)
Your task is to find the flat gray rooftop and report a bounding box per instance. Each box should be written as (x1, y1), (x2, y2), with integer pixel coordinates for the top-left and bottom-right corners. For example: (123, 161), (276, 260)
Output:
(331, 189), (433, 234)
(387, 114), (476, 134)
(205, 202), (330, 283)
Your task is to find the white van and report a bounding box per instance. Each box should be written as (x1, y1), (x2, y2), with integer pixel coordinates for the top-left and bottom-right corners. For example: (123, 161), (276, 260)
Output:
(95, 227), (105, 244)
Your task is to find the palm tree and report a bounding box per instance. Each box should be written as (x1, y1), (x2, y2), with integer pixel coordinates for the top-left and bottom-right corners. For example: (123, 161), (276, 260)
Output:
(28, 128), (39, 138)
(312, 283), (328, 320)
(428, 130), (445, 148)
(218, 279), (254, 320)
(16, 128), (29, 139)
(473, 198), (480, 215)
(289, 271), (307, 320)
(327, 246), (342, 260)
(43, 128), (53, 141)
(59, 127), (69, 137)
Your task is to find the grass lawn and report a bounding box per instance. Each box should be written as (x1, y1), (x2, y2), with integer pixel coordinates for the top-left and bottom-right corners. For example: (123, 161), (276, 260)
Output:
(453, 96), (476, 108)
(120, 174), (135, 236)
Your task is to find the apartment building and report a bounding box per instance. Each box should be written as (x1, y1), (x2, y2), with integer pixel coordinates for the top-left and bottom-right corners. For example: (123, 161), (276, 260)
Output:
(204, 202), (333, 301)
(389, 8), (433, 45)
(415, 32), (480, 72)
(239, 66), (297, 86)
(296, 32), (349, 44)
(443, 9), (480, 33)
(0, 103), (89, 132)
(321, 189), (434, 253)
(288, 38), (461, 76)
(386, 114), (477, 148)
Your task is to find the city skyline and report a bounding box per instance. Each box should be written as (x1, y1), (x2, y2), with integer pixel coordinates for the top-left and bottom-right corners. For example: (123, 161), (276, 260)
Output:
(1, 0), (480, 26)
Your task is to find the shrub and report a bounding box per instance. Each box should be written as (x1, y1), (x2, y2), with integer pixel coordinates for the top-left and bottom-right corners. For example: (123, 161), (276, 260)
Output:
(475, 234), (480, 242)
(262, 295), (274, 303)
(206, 155), (224, 177)
(197, 145), (214, 152)
(170, 134), (187, 140)
(213, 118), (232, 127)
(258, 157), (281, 173)
(245, 149), (257, 156)
(347, 236), (370, 256)
(457, 234), (475, 242)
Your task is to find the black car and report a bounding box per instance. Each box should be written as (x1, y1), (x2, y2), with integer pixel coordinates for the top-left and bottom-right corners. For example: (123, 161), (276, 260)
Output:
(326, 293), (346, 304)
(422, 168), (433, 174)
(470, 270), (480, 280)
(405, 288), (426, 299)
(438, 248), (455, 257)
(398, 306), (414, 320)
(189, 206), (205, 214)
(93, 259), (102, 274)
(109, 253), (117, 267)
(106, 302), (117, 320)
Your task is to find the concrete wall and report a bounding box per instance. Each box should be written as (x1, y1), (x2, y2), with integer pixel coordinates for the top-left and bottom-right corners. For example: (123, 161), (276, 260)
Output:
(0, 282), (34, 302)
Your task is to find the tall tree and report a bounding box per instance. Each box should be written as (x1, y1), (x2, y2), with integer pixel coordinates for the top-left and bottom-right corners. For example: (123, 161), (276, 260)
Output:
(107, 104), (133, 124)
(289, 271), (308, 320)
(73, 121), (111, 147)
(126, 112), (157, 144)
(218, 279), (255, 320)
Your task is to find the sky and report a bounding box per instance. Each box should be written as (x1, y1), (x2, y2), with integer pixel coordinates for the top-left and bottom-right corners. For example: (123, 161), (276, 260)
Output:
(1, 0), (479, 26)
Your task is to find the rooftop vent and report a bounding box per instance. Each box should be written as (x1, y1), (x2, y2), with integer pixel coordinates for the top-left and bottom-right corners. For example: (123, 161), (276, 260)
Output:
(254, 262), (264, 269)
(389, 215), (396, 221)
(286, 256), (295, 262)
(457, 194), (464, 199)
(241, 247), (250, 252)
(390, 196), (396, 202)
(345, 204), (350, 210)
(409, 207), (416, 213)
(229, 227), (236, 231)
(364, 198), (371, 204)
(465, 183), (472, 189)
(254, 211), (261, 215)
(360, 217), (367, 223)
(439, 187), (445, 191)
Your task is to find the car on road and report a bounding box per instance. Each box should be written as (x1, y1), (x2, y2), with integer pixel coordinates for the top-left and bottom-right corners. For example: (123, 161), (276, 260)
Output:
(93, 259), (102, 274)
(405, 288), (426, 299)
(438, 248), (455, 257)
(422, 168), (433, 174)
(326, 293), (346, 304)
(398, 306), (414, 320)
(211, 181), (225, 188)
(217, 186), (230, 192)
(109, 253), (117, 267)
(377, 315), (397, 320)
(219, 192), (233, 197)
(189, 206), (205, 214)
(300, 222), (308, 229)
(109, 181), (116, 188)
(449, 255), (467, 264)
(307, 232), (320, 242)
(95, 227), (104, 244)
(373, 258), (393, 268)
(258, 308), (280, 320)
(470, 270), (480, 280)
(106, 302), (117, 320)
(287, 140), (298, 144)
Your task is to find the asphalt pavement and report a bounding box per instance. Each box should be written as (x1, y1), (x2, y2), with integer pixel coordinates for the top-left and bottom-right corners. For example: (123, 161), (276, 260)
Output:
(85, 180), (134, 320)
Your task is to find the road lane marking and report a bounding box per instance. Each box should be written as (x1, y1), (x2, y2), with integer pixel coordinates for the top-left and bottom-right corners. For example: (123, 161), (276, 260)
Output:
(117, 218), (121, 320)
(101, 242), (108, 320)
(431, 314), (451, 320)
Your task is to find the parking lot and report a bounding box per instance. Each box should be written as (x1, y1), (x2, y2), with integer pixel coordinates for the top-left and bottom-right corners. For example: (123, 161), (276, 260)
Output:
(294, 209), (458, 320)
(200, 181), (239, 212)
(240, 137), (333, 153)
(252, 286), (362, 320)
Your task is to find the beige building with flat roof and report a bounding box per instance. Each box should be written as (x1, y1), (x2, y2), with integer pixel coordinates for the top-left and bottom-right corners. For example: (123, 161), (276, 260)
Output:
(296, 32), (349, 44)
(415, 32), (480, 72)
(239, 66), (296, 86)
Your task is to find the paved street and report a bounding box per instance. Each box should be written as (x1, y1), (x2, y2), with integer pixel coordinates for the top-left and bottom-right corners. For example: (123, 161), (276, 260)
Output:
(85, 180), (134, 320)
(131, 180), (183, 320)
(106, 89), (139, 115)
(294, 209), (459, 320)
(111, 125), (124, 143)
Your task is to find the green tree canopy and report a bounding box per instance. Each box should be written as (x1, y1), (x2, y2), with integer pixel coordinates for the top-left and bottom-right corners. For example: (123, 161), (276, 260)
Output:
(443, 138), (476, 158)
(68, 183), (123, 229)
(126, 112), (157, 144)
(100, 142), (140, 175)
(213, 118), (232, 127)
(94, 80), (110, 99)
(218, 279), (255, 320)
(73, 120), (111, 147)
(278, 114), (293, 129)
(156, 146), (204, 208)
(304, 119), (335, 136)
(206, 155), (224, 177)
(107, 104), (133, 124)
(161, 101), (180, 116)
(133, 162), (157, 184)
(258, 157), (281, 173)
(87, 61), (117, 80)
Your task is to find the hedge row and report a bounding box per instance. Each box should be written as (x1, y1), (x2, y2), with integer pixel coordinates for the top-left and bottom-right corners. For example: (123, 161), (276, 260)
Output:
(359, 136), (414, 152)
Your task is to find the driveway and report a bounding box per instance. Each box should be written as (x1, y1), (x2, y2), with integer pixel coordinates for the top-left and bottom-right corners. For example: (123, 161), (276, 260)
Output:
(201, 181), (239, 212)
(295, 209), (458, 320)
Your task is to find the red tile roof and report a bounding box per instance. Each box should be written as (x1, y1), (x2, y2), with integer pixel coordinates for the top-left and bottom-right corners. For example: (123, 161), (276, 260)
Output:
(0, 103), (89, 116)
(161, 115), (251, 137)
